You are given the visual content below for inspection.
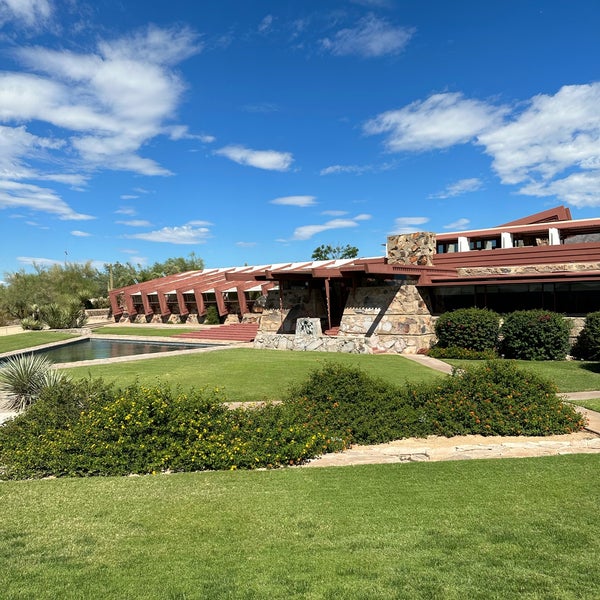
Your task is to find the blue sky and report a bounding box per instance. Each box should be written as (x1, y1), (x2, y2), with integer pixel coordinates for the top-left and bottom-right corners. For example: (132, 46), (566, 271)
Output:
(1, 0), (600, 278)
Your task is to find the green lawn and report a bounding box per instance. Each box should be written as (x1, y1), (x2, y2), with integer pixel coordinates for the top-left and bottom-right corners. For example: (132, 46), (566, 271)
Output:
(0, 331), (78, 354)
(569, 398), (600, 412)
(64, 349), (443, 402)
(446, 358), (600, 393)
(1, 456), (599, 599)
(94, 326), (197, 337)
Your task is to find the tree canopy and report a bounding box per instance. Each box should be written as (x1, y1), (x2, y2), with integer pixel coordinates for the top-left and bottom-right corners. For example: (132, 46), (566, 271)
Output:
(0, 253), (204, 322)
(311, 244), (359, 261)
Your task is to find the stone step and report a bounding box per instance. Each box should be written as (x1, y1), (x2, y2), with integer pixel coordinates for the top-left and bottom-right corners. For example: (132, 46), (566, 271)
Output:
(174, 323), (259, 343)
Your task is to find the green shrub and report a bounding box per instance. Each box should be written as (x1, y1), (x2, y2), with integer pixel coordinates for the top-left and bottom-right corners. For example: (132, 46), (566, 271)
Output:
(284, 362), (426, 445)
(415, 361), (584, 437)
(501, 310), (571, 360)
(427, 346), (498, 360)
(204, 305), (220, 325)
(20, 317), (44, 330)
(0, 379), (342, 479)
(571, 312), (600, 360)
(434, 308), (500, 351)
(39, 302), (87, 329)
(0, 362), (585, 480)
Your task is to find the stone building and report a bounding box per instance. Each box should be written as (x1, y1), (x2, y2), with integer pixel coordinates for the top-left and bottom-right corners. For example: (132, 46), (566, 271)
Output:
(109, 206), (600, 354)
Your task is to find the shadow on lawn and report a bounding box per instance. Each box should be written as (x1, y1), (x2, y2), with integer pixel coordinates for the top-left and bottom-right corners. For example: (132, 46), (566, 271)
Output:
(578, 362), (600, 375)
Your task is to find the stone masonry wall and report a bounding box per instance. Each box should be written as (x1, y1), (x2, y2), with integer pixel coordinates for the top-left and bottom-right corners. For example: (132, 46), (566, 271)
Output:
(387, 232), (436, 266)
(458, 262), (600, 276)
(339, 281), (435, 353)
(258, 288), (327, 334)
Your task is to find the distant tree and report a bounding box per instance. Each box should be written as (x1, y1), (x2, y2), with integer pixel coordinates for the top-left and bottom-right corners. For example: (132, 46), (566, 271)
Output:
(105, 253), (204, 290)
(0, 254), (205, 321)
(311, 244), (359, 261)
(0, 262), (104, 319)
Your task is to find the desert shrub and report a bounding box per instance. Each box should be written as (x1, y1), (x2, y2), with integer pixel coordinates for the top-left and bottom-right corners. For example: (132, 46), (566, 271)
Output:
(434, 308), (500, 351)
(284, 362), (425, 444)
(571, 312), (600, 361)
(0, 363), (585, 480)
(0, 380), (342, 479)
(0, 378), (114, 478)
(204, 305), (220, 325)
(39, 302), (87, 329)
(415, 361), (584, 437)
(501, 310), (571, 360)
(427, 346), (498, 360)
(20, 317), (44, 330)
(0, 353), (69, 411)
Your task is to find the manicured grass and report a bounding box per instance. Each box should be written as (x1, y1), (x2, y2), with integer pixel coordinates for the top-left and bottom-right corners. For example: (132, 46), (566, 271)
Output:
(0, 331), (77, 354)
(569, 398), (600, 412)
(64, 349), (443, 402)
(94, 326), (196, 337)
(446, 358), (600, 392)
(1, 456), (599, 599)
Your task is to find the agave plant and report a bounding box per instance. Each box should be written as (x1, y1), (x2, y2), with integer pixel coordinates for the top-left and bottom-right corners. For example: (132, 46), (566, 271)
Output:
(0, 354), (68, 411)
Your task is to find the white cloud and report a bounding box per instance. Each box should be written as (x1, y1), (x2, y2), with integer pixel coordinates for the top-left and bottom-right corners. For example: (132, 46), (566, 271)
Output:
(430, 177), (483, 199)
(321, 210), (348, 216)
(242, 102), (280, 114)
(0, 25), (200, 177)
(117, 219), (153, 227)
(127, 224), (211, 245)
(370, 83), (600, 207)
(0, 0), (52, 28)
(0, 180), (93, 220)
(443, 218), (471, 230)
(270, 195), (316, 207)
(321, 14), (414, 58)
(258, 15), (274, 33)
(187, 219), (213, 226)
(390, 216), (429, 234)
(289, 214), (371, 241)
(17, 256), (62, 267)
(292, 218), (359, 241)
(215, 145), (293, 171)
(519, 171), (600, 208)
(0, 25), (202, 221)
(478, 82), (600, 206)
(236, 241), (257, 248)
(166, 125), (215, 143)
(364, 92), (507, 151)
(71, 230), (91, 237)
(320, 164), (371, 176)
(320, 160), (398, 176)
(115, 206), (137, 215)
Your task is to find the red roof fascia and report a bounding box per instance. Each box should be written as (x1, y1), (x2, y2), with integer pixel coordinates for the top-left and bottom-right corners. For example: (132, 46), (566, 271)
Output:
(498, 205), (572, 226)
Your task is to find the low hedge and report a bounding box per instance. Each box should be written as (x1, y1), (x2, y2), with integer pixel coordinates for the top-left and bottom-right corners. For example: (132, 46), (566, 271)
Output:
(500, 310), (571, 360)
(434, 308), (500, 351)
(0, 379), (341, 479)
(0, 362), (585, 480)
(413, 361), (585, 437)
(571, 311), (600, 361)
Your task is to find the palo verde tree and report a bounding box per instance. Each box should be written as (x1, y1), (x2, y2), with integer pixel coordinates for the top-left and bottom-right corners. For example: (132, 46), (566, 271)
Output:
(0, 253), (205, 322)
(311, 244), (359, 261)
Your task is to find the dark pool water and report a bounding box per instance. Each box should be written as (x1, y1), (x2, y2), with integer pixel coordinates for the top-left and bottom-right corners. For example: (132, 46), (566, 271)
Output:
(31, 338), (211, 364)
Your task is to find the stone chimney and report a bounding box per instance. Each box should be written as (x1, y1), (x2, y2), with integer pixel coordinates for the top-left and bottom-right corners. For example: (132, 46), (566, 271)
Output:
(387, 232), (436, 266)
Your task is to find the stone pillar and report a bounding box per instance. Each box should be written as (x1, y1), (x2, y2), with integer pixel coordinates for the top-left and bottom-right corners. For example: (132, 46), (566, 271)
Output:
(386, 232), (436, 266)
